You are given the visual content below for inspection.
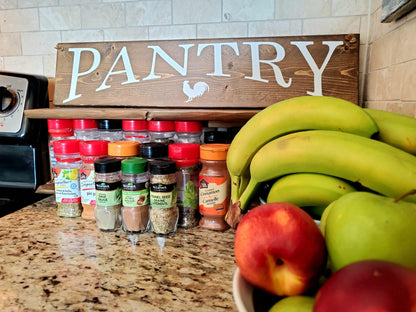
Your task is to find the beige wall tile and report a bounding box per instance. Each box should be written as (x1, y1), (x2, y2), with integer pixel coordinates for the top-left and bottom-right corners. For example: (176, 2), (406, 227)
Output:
(126, 1), (171, 26)
(149, 25), (196, 40)
(21, 31), (60, 55)
(81, 3), (124, 29)
(104, 27), (149, 41)
(4, 55), (43, 75)
(0, 0), (17, 9)
(224, 0), (274, 21)
(332, 0), (369, 16)
(197, 22), (247, 39)
(0, 33), (21, 56)
(248, 20), (302, 37)
(19, 0), (57, 8)
(43, 54), (56, 77)
(303, 16), (360, 35)
(386, 101), (416, 117)
(275, 0), (330, 19)
(395, 18), (416, 64)
(39, 6), (81, 31)
(173, 0), (221, 23)
(364, 70), (378, 101)
(59, 0), (100, 5)
(0, 8), (39, 32)
(400, 59), (416, 101)
(61, 29), (104, 43)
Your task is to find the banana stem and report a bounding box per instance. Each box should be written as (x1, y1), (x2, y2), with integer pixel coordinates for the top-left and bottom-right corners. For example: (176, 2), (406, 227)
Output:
(238, 178), (260, 212)
(231, 174), (241, 203)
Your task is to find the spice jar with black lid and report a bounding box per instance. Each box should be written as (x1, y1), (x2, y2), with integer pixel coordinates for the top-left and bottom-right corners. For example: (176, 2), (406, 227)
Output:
(121, 157), (150, 233)
(149, 159), (178, 235)
(139, 142), (169, 162)
(94, 157), (122, 231)
(97, 119), (123, 142)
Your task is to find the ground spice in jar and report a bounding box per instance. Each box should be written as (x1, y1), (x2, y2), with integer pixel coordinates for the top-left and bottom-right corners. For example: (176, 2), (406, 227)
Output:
(94, 157), (122, 231)
(121, 157), (150, 233)
(149, 159), (178, 235)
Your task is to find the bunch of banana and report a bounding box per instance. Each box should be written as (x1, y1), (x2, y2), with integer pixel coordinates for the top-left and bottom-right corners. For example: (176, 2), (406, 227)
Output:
(225, 95), (378, 227)
(266, 173), (356, 217)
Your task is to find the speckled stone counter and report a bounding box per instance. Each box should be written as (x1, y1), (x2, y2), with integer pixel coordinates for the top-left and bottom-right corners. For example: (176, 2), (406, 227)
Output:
(0, 196), (238, 312)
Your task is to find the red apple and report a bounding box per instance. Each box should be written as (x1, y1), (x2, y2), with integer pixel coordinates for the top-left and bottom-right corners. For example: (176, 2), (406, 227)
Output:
(313, 260), (416, 312)
(234, 202), (327, 296)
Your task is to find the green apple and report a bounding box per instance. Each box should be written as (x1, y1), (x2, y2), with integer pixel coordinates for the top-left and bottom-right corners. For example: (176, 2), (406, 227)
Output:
(323, 191), (416, 271)
(269, 296), (314, 312)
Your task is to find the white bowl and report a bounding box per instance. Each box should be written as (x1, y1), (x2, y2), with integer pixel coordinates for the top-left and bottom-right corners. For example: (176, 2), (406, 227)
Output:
(232, 267), (255, 312)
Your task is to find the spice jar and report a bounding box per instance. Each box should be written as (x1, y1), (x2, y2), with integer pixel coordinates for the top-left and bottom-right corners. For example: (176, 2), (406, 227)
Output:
(198, 144), (231, 231)
(53, 139), (82, 218)
(175, 121), (203, 144)
(79, 140), (108, 220)
(73, 119), (100, 141)
(94, 157), (122, 231)
(121, 157), (150, 233)
(148, 120), (175, 144)
(169, 143), (200, 228)
(47, 119), (74, 175)
(122, 120), (150, 143)
(139, 142), (169, 162)
(97, 119), (124, 142)
(108, 141), (140, 160)
(149, 159), (178, 235)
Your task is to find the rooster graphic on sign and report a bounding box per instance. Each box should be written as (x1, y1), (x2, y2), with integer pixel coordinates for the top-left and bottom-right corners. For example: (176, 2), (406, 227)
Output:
(183, 80), (209, 103)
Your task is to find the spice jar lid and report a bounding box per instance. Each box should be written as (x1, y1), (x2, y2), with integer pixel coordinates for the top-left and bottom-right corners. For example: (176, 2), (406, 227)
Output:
(53, 139), (80, 154)
(122, 120), (148, 131)
(149, 159), (176, 174)
(48, 119), (74, 137)
(121, 157), (148, 174)
(200, 144), (230, 160)
(140, 142), (169, 159)
(148, 120), (175, 132)
(97, 119), (122, 130)
(94, 156), (121, 173)
(108, 141), (139, 157)
(169, 143), (200, 159)
(79, 140), (108, 156)
(203, 130), (228, 144)
(175, 121), (202, 132)
(73, 119), (98, 130)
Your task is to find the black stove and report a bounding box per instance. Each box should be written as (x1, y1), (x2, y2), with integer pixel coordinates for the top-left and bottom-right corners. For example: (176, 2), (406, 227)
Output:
(0, 72), (50, 217)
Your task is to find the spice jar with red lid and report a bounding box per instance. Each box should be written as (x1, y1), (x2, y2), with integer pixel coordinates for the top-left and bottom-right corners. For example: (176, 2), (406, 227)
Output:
(73, 119), (99, 141)
(198, 144), (231, 231)
(122, 120), (150, 143)
(53, 139), (82, 218)
(169, 143), (200, 228)
(174, 121), (203, 144)
(47, 119), (74, 172)
(79, 140), (108, 220)
(148, 120), (175, 144)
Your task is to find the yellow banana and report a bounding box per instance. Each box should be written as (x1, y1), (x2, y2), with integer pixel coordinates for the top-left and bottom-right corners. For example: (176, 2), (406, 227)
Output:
(364, 108), (416, 154)
(227, 96), (378, 203)
(238, 130), (416, 212)
(266, 173), (356, 208)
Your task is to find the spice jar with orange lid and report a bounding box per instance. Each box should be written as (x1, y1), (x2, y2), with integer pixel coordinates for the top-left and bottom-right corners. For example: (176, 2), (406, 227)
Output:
(108, 140), (140, 160)
(198, 144), (231, 231)
(79, 140), (108, 220)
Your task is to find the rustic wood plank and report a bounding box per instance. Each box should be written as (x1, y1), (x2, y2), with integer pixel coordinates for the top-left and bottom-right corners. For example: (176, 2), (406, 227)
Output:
(53, 34), (359, 108)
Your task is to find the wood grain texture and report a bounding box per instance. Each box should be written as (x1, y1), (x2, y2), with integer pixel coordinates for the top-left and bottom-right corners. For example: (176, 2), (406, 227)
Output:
(53, 34), (360, 108)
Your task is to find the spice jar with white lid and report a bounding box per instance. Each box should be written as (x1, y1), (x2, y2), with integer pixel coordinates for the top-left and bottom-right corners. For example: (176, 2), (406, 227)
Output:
(94, 157), (122, 231)
(121, 157), (150, 233)
(79, 140), (108, 220)
(148, 120), (175, 144)
(198, 144), (231, 231)
(149, 159), (178, 235)
(122, 120), (150, 143)
(73, 119), (100, 141)
(175, 121), (203, 144)
(169, 143), (200, 228)
(53, 139), (82, 218)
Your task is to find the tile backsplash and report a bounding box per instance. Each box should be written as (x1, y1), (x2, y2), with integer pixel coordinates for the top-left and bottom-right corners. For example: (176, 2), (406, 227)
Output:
(0, 0), (415, 114)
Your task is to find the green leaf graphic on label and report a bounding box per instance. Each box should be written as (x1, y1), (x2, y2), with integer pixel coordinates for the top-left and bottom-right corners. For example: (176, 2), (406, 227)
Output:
(184, 181), (197, 209)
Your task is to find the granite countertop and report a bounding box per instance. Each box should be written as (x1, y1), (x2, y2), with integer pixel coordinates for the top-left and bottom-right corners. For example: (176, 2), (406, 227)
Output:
(0, 196), (238, 312)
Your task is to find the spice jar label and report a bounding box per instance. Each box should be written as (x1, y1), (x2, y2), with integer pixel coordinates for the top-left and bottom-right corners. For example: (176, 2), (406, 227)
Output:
(80, 168), (96, 205)
(95, 181), (122, 206)
(53, 168), (81, 202)
(150, 183), (177, 209)
(199, 176), (229, 216)
(122, 188), (149, 207)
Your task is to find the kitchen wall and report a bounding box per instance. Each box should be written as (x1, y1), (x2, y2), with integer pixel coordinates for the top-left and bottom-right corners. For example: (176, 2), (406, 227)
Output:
(0, 0), (415, 114)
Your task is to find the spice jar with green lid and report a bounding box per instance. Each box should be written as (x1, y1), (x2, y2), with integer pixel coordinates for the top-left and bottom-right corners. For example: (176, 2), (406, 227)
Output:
(94, 157), (122, 231)
(121, 157), (150, 233)
(149, 159), (178, 235)
(53, 139), (82, 218)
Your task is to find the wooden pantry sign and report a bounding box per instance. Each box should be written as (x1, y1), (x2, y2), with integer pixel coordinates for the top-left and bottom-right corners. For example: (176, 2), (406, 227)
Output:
(53, 34), (359, 108)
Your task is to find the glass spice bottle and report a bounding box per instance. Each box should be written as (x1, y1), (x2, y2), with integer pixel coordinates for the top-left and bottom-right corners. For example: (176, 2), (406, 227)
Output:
(79, 140), (108, 220)
(97, 119), (124, 142)
(73, 119), (100, 141)
(168, 143), (200, 228)
(139, 142), (169, 162)
(47, 119), (74, 176)
(149, 159), (178, 235)
(198, 144), (231, 231)
(52, 139), (82, 218)
(122, 120), (150, 143)
(94, 157), (122, 231)
(174, 121), (203, 144)
(148, 120), (175, 144)
(121, 157), (150, 233)
(108, 140), (140, 160)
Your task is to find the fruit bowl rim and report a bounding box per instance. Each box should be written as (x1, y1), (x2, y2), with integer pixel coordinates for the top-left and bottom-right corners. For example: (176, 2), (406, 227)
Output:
(233, 267), (255, 312)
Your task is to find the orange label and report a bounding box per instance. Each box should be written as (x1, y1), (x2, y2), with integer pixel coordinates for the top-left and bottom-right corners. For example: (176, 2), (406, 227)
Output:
(199, 176), (229, 216)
